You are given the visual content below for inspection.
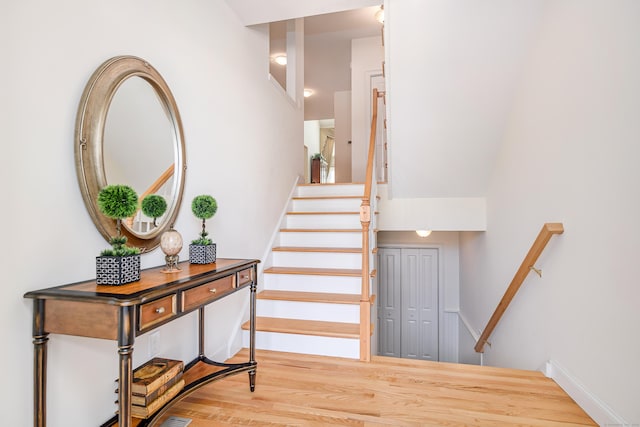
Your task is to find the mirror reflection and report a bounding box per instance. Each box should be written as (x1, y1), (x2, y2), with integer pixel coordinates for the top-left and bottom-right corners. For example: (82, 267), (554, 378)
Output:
(75, 56), (186, 253)
(104, 77), (174, 234)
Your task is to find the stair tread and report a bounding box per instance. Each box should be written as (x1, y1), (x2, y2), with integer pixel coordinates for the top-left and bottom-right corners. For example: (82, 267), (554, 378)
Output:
(242, 317), (360, 339)
(297, 182), (364, 187)
(257, 290), (360, 304)
(264, 266), (362, 277)
(287, 211), (360, 215)
(280, 228), (362, 233)
(272, 246), (362, 253)
(292, 195), (362, 200)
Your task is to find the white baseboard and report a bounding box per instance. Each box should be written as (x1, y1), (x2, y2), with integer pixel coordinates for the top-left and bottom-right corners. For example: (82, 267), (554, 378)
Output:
(457, 310), (480, 342)
(259, 175), (300, 275)
(542, 360), (630, 426)
(456, 310), (483, 366)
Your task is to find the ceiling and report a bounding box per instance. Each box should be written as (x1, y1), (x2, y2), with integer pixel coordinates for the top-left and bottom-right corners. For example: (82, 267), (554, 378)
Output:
(268, 6), (383, 120)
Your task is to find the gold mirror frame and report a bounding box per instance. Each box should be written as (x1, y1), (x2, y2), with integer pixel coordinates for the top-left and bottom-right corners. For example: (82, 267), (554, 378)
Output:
(75, 56), (186, 252)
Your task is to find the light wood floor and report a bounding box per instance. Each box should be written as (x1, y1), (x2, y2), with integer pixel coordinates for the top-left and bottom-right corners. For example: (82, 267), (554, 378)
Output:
(149, 349), (596, 427)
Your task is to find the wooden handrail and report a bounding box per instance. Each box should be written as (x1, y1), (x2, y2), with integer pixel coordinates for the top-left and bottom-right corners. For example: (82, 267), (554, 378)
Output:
(359, 88), (382, 361)
(140, 164), (175, 200)
(474, 223), (564, 353)
(362, 88), (379, 207)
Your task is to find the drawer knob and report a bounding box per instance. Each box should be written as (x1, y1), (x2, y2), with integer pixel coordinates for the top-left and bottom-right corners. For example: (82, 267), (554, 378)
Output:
(209, 288), (217, 294)
(242, 275), (249, 279)
(155, 307), (166, 314)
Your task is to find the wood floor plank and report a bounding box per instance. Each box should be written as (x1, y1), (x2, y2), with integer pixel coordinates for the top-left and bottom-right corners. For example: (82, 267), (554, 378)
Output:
(150, 349), (596, 427)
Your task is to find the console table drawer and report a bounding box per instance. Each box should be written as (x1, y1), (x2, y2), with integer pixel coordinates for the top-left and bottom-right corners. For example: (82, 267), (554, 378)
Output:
(139, 295), (177, 330)
(182, 275), (234, 312)
(237, 267), (254, 287)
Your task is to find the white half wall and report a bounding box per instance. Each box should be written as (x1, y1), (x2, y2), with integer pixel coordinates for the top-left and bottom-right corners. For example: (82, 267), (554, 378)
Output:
(377, 184), (486, 231)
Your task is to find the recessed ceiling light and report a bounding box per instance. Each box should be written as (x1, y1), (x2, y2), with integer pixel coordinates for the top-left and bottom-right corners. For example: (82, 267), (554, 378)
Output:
(303, 89), (313, 98)
(274, 55), (287, 65)
(416, 229), (432, 237)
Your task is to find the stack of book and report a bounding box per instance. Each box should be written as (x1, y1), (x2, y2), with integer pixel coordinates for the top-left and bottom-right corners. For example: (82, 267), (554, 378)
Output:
(117, 357), (185, 419)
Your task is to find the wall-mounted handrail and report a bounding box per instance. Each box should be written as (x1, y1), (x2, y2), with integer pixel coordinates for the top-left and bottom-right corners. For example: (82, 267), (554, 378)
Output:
(359, 88), (383, 361)
(474, 222), (564, 353)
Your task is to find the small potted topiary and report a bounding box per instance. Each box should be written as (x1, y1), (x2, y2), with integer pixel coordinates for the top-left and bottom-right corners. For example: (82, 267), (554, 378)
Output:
(189, 194), (218, 264)
(95, 184), (141, 285)
(141, 194), (167, 228)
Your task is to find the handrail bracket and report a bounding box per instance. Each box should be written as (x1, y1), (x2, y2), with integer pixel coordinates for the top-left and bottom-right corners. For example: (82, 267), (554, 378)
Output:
(529, 266), (542, 278)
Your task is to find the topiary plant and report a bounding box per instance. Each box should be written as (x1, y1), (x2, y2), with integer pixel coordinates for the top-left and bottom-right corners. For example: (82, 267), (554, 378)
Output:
(141, 194), (167, 227)
(191, 194), (218, 245)
(97, 184), (140, 256)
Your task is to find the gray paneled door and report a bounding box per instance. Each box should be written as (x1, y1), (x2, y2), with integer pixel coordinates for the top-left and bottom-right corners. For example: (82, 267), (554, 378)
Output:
(378, 248), (401, 357)
(377, 248), (439, 360)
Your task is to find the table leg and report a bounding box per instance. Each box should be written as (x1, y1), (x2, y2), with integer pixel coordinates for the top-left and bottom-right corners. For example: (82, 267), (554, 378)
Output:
(198, 306), (205, 360)
(249, 277), (257, 392)
(118, 306), (135, 427)
(33, 299), (48, 427)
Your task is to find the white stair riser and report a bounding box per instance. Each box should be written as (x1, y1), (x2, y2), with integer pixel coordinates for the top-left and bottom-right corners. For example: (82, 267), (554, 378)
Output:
(256, 300), (360, 323)
(263, 273), (361, 294)
(272, 251), (362, 269)
(279, 231), (362, 247)
(296, 185), (364, 197)
(291, 198), (361, 212)
(286, 214), (361, 229)
(243, 330), (359, 359)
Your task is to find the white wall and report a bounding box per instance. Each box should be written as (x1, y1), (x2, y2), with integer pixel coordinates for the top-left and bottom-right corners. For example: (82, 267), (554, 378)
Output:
(351, 36), (384, 182)
(459, 1), (640, 423)
(385, 0), (543, 199)
(2, 1), (302, 425)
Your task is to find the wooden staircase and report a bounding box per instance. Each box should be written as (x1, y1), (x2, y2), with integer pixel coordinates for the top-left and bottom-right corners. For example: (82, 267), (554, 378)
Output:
(242, 183), (374, 359)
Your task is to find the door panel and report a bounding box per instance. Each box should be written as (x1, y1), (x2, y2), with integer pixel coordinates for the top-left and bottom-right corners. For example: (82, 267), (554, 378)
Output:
(401, 249), (419, 359)
(419, 249), (439, 360)
(377, 248), (401, 357)
(379, 248), (439, 361)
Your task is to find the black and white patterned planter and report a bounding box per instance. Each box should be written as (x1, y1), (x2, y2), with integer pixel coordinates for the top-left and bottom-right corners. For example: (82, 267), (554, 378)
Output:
(96, 254), (141, 285)
(189, 244), (216, 264)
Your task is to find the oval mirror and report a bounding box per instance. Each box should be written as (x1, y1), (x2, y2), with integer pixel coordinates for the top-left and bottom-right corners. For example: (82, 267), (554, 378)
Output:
(75, 56), (186, 252)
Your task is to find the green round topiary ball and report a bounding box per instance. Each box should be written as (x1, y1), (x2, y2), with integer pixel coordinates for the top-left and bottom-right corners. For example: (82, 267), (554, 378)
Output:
(97, 185), (138, 219)
(141, 194), (167, 219)
(191, 195), (218, 220)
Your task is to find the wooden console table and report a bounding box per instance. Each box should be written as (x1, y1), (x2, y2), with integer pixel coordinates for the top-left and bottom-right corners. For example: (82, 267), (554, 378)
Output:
(24, 258), (259, 427)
